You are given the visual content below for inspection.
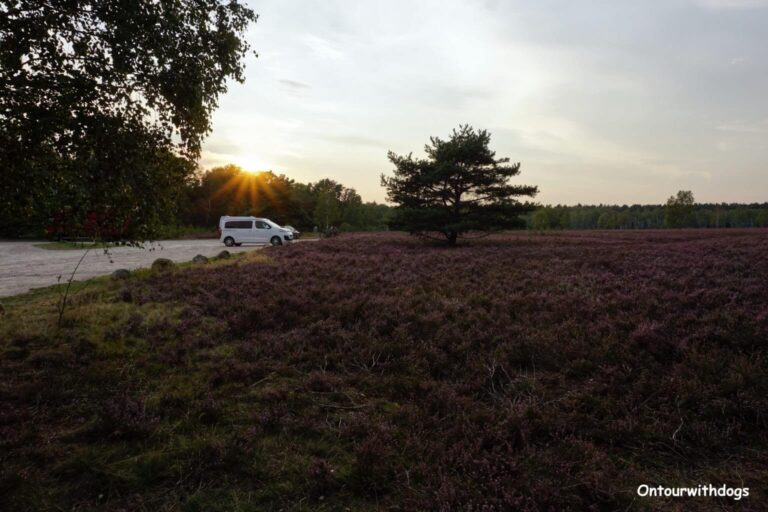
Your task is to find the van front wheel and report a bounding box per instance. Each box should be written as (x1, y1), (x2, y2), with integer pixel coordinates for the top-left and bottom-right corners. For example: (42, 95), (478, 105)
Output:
(270, 236), (282, 246)
(224, 237), (235, 247)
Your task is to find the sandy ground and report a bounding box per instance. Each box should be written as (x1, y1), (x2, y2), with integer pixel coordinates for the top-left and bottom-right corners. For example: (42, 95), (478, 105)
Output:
(0, 239), (271, 298)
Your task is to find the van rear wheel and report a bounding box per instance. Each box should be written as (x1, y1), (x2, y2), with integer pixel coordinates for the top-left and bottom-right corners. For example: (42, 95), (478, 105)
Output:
(270, 236), (282, 246)
(224, 237), (235, 247)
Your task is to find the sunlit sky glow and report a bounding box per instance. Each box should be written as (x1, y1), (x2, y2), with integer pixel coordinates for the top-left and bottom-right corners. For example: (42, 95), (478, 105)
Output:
(201, 0), (768, 205)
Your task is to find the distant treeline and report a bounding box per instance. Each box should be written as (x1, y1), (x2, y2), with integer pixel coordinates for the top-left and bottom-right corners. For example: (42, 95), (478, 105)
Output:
(2, 164), (394, 238)
(8, 168), (767, 238)
(526, 203), (768, 230)
(177, 165), (392, 232)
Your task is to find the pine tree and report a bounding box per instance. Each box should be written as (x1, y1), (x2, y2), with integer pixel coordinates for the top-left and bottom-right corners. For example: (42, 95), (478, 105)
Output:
(381, 125), (538, 245)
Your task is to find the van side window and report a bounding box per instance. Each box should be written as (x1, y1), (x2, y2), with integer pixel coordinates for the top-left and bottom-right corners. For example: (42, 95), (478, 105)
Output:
(224, 220), (253, 229)
(255, 221), (270, 229)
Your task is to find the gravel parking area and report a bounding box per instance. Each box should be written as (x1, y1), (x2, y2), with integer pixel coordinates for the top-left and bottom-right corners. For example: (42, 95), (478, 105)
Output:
(0, 239), (265, 297)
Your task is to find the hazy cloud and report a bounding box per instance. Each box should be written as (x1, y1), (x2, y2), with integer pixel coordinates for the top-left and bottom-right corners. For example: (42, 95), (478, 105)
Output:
(302, 34), (345, 60)
(317, 134), (386, 148)
(278, 79), (311, 90)
(716, 120), (768, 133)
(692, 0), (768, 9)
(201, 0), (768, 204)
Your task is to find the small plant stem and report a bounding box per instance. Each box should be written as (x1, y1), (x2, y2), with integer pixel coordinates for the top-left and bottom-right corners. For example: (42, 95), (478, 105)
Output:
(57, 246), (92, 327)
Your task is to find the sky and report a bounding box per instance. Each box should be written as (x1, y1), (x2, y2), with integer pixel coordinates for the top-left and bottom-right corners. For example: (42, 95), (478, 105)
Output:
(200, 0), (768, 205)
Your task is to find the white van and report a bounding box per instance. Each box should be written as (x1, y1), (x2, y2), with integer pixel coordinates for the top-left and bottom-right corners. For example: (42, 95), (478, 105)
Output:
(218, 216), (294, 247)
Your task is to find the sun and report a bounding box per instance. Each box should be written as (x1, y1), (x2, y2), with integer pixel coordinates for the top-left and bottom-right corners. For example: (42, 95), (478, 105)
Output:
(232, 154), (274, 174)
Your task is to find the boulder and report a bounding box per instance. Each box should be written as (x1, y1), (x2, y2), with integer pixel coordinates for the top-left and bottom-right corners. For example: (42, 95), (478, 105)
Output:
(151, 258), (175, 271)
(216, 250), (231, 260)
(110, 269), (131, 280)
(192, 254), (209, 264)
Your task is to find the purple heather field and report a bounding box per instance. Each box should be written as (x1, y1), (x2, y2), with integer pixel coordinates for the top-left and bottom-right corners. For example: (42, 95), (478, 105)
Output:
(2, 230), (767, 511)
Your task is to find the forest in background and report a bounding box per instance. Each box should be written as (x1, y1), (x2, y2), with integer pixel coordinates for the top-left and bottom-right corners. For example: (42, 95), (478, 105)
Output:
(177, 165), (391, 234)
(178, 169), (768, 234)
(527, 203), (768, 230)
(5, 164), (768, 238)
(178, 165), (768, 231)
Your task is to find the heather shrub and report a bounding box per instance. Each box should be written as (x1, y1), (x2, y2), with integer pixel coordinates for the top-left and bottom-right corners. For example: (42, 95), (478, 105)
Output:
(306, 458), (338, 499)
(2, 230), (767, 509)
(97, 392), (160, 439)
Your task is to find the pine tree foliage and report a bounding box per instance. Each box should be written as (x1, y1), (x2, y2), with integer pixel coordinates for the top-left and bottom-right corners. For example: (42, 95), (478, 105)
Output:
(382, 125), (538, 244)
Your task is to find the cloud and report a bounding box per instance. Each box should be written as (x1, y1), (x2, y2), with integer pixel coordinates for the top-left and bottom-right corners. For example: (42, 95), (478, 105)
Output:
(278, 79), (311, 97)
(716, 120), (768, 133)
(203, 141), (242, 155)
(301, 34), (345, 60)
(692, 0), (768, 9)
(199, 149), (234, 170)
(278, 79), (311, 90)
(201, 0), (768, 204)
(317, 134), (386, 148)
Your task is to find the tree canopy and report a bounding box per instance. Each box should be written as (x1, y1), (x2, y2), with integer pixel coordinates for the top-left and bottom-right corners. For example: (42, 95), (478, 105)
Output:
(180, 166), (391, 233)
(381, 125), (538, 245)
(664, 190), (695, 228)
(0, 0), (258, 238)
